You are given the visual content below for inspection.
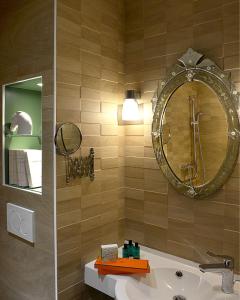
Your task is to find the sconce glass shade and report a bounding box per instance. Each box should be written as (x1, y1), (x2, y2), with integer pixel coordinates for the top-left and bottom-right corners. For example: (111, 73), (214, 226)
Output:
(122, 98), (140, 121)
(122, 89), (140, 121)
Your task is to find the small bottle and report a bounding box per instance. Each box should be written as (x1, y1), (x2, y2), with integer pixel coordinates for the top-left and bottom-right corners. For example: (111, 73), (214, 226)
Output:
(122, 243), (129, 258)
(133, 242), (140, 259)
(128, 240), (134, 257)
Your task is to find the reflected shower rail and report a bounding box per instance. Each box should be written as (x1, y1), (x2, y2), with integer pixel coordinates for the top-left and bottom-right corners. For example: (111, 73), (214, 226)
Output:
(189, 95), (206, 186)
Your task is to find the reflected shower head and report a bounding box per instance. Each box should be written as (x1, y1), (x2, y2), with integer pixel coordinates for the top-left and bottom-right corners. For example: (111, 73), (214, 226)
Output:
(189, 95), (197, 102)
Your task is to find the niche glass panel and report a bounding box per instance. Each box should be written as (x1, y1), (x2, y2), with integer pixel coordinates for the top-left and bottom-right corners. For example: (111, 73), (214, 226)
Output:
(3, 77), (42, 194)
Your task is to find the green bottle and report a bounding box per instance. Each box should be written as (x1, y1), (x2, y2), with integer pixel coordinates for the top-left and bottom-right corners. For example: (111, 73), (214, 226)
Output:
(133, 242), (140, 259)
(128, 240), (134, 257)
(122, 243), (129, 258)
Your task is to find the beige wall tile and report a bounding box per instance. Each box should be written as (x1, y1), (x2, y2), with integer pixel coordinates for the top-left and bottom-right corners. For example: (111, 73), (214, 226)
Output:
(56, 1), (125, 297)
(224, 42), (239, 57)
(58, 223), (81, 255)
(0, 1), (56, 299)
(167, 240), (195, 261)
(125, 146), (144, 157)
(168, 218), (194, 245)
(101, 124), (118, 136)
(81, 123), (101, 136)
(101, 158), (119, 169)
(224, 204), (240, 231)
(144, 224), (167, 252)
(57, 1), (240, 298)
(144, 200), (168, 228)
(125, 219), (145, 244)
(125, 167), (144, 179)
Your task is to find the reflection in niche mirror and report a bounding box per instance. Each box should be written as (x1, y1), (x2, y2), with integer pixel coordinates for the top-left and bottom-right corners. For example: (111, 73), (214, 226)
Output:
(162, 81), (228, 187)
(55, 123), (82, 156)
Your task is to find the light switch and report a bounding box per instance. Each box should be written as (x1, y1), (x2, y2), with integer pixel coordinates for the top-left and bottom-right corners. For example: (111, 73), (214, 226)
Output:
(7, 203), (35, 243)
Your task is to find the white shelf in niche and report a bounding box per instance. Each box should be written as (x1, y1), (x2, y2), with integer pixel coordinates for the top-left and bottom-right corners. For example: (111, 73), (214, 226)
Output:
(5, 134), (41, 144)
(6, 184), (42, 195)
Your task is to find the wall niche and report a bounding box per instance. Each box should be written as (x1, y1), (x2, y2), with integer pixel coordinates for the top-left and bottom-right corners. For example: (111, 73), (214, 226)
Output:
(3, 77), (42, 194)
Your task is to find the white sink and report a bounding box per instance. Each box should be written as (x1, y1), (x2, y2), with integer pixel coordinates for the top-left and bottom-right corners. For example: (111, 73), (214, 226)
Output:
(84, 246), (240, 300)
(115, 267), (239, 300)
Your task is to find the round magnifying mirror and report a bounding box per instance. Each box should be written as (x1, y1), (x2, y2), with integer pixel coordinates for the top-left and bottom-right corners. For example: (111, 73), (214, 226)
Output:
(55, 122), (82, 156)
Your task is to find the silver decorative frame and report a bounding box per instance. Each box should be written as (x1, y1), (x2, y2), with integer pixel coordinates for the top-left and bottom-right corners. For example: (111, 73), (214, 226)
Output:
(152, 48), (240, 199)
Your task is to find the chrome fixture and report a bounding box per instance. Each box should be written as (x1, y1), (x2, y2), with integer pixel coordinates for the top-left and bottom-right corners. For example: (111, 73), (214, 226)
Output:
(189, 95), (206, 185)
(199, 251), (234, 294)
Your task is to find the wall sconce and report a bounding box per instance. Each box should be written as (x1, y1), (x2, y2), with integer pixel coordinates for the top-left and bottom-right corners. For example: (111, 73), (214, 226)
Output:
(118, 90), (143, 125)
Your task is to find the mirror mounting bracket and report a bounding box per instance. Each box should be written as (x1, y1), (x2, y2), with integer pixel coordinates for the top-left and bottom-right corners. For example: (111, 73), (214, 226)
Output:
(65, 148), (95, 183)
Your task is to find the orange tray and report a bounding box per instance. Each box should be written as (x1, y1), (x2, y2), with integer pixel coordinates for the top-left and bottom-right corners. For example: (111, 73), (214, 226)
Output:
(95, 258), (150, 275)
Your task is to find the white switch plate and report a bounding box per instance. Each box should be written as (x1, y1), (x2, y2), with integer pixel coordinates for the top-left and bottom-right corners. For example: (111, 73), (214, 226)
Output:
(7, 203), (35, 243)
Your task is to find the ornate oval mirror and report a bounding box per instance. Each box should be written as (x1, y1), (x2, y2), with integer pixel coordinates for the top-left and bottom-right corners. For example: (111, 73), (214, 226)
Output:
(55, 122), (82, 156)
(152, 49), (240, 199)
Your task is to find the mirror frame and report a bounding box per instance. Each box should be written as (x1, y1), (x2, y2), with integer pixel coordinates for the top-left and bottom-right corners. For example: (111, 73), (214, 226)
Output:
(152, 48), (240, 199)
(55, 122), (82, 156)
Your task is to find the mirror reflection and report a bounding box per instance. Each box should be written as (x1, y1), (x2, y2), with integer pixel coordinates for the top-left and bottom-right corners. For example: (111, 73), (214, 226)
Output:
(55, 123), (82, 156)
(162, 81), (228, 187)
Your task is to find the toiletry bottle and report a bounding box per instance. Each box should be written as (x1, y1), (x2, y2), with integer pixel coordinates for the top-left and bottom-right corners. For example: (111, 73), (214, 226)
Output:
(133, 242), (140, 259)
(128, 240), (134, 257)
(122, 243), (129, 258)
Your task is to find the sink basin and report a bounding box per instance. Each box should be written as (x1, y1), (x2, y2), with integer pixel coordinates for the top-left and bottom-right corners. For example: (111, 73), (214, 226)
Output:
(84, 245), (240, 299)
(115, 267), (240, 300)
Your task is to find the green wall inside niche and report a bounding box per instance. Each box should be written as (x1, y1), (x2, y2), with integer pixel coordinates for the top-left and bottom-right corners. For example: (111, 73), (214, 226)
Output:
(5, 86), (42, 150)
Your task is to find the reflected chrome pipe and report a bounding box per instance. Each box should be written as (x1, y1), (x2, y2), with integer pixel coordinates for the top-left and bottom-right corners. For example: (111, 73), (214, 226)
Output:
(189, 96), (198, 179)
(195, 112), (206, 183)
(189, 96), (206, 185)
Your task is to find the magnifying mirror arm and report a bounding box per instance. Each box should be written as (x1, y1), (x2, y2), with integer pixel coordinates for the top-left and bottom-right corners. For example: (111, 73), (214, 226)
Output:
(64, 148), (95, 183)
(65, 155), (71, 184)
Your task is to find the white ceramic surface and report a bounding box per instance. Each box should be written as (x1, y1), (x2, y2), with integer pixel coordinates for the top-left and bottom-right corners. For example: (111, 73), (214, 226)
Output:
(115, 268), (240, 300)
(84, 246), (240, 300)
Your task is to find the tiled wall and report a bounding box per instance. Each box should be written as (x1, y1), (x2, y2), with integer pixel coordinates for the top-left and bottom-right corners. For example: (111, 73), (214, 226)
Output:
(56, 0), (125, 299)
(0, 1), (56, 299)
(56, 0), (239, 299)
(124, 0), (240, 273)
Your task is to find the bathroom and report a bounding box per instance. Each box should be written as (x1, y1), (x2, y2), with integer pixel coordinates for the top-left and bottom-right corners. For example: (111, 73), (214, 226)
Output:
(0, 0), (239, 299)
